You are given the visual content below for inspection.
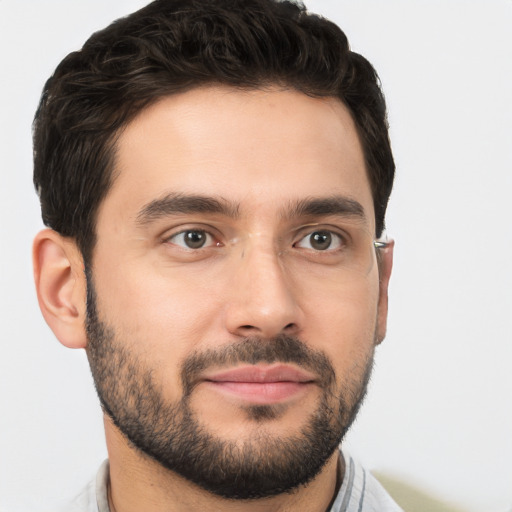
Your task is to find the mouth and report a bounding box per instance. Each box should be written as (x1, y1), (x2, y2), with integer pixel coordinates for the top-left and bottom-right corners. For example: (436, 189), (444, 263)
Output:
(201, 364), (317, 405)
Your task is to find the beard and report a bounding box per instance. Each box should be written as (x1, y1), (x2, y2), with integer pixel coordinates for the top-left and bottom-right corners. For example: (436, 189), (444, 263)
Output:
(85, 271), (374, 500)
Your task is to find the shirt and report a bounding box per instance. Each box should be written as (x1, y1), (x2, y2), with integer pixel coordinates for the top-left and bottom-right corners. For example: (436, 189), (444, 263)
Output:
(63, 450), (403, 512)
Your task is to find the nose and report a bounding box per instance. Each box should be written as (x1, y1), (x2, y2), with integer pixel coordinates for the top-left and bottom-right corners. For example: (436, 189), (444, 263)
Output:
(224, 245), (303, 339)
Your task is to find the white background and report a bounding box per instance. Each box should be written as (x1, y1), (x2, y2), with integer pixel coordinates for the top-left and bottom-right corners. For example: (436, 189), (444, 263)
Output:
(0, 1), (511, 511)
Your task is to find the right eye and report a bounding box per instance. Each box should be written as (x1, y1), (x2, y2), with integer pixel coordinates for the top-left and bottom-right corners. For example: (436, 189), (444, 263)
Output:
(166, 229), (217, 249)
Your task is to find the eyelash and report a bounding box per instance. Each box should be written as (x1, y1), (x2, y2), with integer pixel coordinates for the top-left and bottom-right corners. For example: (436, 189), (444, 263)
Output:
(164, 229), (221, 250)
(293, 230), (346, 252)
(163, 227), (348, 253)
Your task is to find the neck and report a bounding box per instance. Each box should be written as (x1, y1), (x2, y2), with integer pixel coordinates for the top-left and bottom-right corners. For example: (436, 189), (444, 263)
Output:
(104, 416), (343, 512)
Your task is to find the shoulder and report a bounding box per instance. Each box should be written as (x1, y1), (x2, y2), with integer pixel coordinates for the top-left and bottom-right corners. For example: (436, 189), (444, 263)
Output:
(55, 460), (110, 512)
(330, 451), (403, 512)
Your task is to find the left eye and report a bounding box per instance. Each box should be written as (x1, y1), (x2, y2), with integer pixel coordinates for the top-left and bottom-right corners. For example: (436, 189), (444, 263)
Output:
(167, 229), (216, 249)
(294, 230), (344, 251)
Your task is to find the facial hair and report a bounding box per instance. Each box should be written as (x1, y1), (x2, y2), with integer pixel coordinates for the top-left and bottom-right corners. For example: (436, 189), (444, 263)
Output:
(85, 270), (375, 500)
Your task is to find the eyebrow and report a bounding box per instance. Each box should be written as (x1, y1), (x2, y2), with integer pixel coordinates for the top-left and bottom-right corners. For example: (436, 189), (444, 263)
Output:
(283, 196), (367, 222)
(136, 193), (240, 226)
(136, 192), (367, 227)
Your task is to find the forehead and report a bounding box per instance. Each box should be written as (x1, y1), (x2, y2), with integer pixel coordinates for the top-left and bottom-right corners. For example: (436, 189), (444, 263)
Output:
(100, 86), (374, 230)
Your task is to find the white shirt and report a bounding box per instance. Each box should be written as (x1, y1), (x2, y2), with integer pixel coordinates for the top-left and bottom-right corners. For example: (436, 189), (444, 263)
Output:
(63, 450), (402, 512)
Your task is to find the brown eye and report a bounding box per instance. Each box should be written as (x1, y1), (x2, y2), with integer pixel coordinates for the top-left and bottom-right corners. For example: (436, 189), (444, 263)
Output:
(295, 230), (343, 251)
(169, 230), (213, 249)
(309, 231), (332, 250)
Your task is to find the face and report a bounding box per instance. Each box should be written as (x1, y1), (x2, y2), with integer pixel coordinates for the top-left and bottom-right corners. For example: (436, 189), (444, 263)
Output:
(85, 86), (390, 498)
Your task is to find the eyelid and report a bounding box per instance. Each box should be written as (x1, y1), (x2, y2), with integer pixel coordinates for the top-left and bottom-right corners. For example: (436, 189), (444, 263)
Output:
(160, 222), (353, 251)
(162, 225), (222, 249)
(293, 223), (349, 242)
(293, 229), (345, 251)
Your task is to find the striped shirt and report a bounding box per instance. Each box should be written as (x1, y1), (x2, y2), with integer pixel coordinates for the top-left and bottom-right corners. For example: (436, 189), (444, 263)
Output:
(330, 453), (403, 511)
(64, 450), (402, 512)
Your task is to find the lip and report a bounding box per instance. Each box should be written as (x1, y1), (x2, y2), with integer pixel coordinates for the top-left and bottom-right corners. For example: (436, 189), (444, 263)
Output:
(202, 364), (316, 405)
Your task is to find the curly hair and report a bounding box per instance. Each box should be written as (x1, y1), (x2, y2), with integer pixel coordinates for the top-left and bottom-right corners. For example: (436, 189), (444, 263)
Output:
(33, 0), (394, 263)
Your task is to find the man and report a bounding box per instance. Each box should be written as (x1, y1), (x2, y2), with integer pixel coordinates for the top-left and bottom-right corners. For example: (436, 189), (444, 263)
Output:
(32, 0), (398, 510)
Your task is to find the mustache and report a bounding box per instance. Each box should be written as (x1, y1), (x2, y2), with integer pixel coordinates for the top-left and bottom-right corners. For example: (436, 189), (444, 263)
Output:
(181, 334), (336, 395)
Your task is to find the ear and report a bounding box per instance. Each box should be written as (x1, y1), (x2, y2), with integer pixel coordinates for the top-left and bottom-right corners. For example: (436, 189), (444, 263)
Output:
(375, 239), (394, 345)
(33, 229), (88, 349)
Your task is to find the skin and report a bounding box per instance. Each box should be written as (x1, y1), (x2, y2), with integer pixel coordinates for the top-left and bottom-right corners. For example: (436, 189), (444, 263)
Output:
(33, 86), (393, 512)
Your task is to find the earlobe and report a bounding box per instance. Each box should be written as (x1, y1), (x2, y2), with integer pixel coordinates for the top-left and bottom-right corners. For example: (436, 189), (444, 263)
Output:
(33, 229), (88, 349)
(375, 239), (394, 345)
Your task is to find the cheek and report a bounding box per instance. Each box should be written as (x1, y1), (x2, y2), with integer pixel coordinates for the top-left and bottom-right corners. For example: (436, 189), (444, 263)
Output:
(300, 271), (380, 369)
(91, 260), (225, 369)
